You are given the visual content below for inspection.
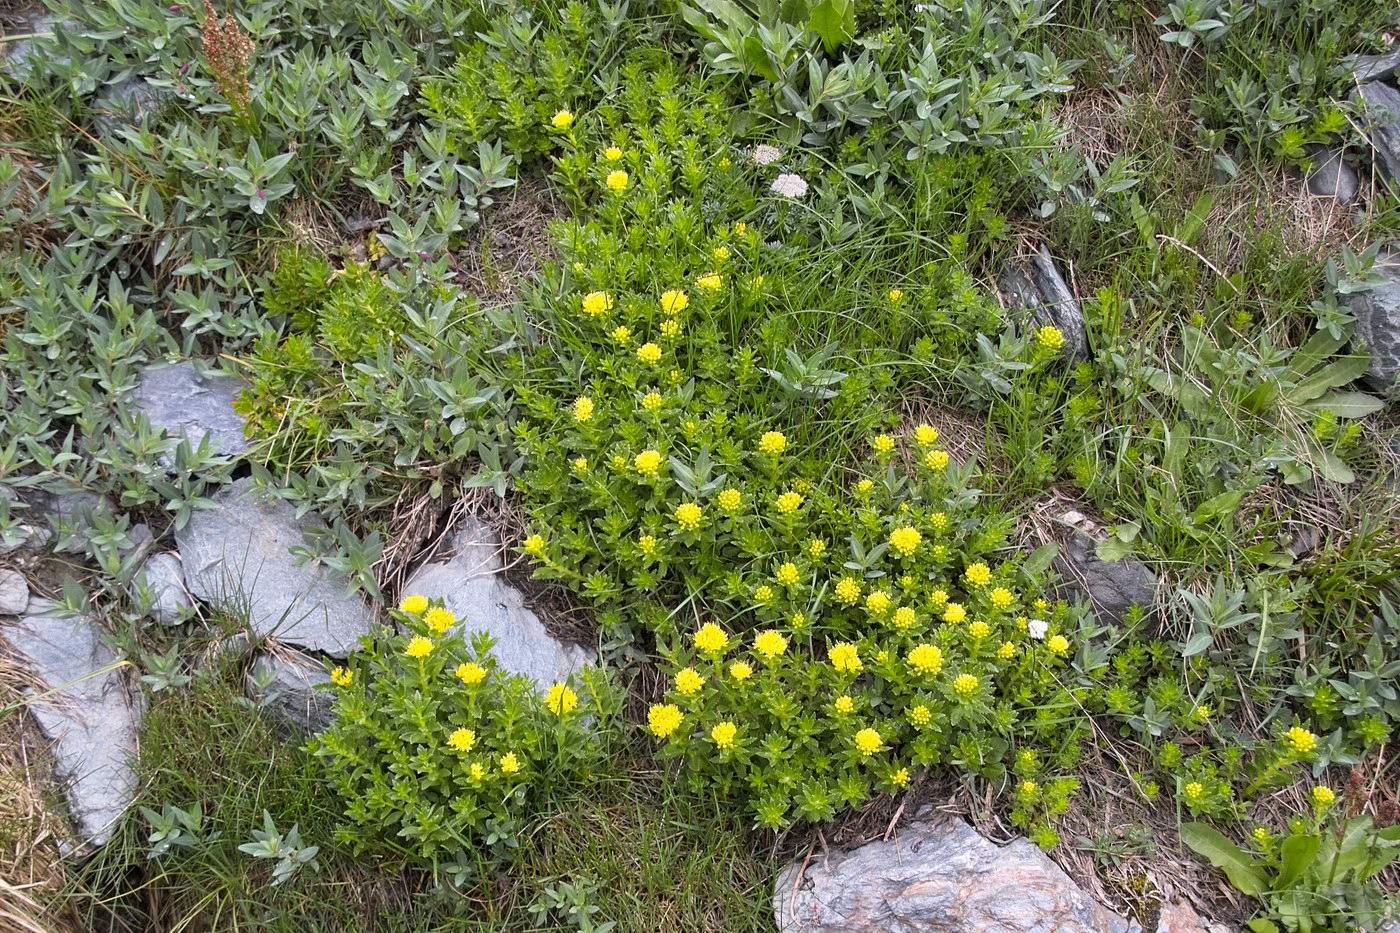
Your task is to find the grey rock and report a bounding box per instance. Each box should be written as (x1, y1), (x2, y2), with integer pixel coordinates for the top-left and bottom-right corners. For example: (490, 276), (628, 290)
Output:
(175, 478), (374, 657)
(403, 516), (592, 690)
(245, 648), (335, 735)
(1348, 250), (1400, 398)
(1355, 48), (1400, 84)
(1, 14), (64, 80)
(774, 809), (1139, 932)
(92, 79), (175, 135)
(1154, 900), (1231, 933)
(1052, 517), (1158, 624)
(120, 522), (154, 560)
(129, 552), (192, 626)
(49, 490), (112, 526)
(0, 568), (29, 615)
(2, 599), (142, 855)
(1304, 146), (1359, 206)
(0, 524), (50, 557)
(1356, 82), (1400, 184)
(130, 361), (250, 462)
(1000, 245), (1090, 361)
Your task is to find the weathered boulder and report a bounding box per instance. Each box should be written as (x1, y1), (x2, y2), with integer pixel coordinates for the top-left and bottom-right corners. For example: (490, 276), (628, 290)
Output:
(245, 648), (335, 735)
(1303, 146), (1359, 206)
(1356, 82), (1400, 184)
(129, 361), (250, 461)
(1154, 900), (1232, 933)
(175, 478), (373, 657)
(1355, 49), (1400, 85)
(773, 809), (1139, 932)
(1000, 245), (1089, 361)
(92, 79), (176, 135)
(0, 568), (30, 615)
(1051, 512), (1158, 624)
(1, 599), (142, 855)
(128, 552), (193, 626)
(403, 517), (592, 690)
(1347, 250), (1400, 398)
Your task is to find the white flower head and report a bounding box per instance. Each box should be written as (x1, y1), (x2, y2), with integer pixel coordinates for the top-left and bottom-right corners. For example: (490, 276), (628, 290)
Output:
(770, 173), (808, 199)
(1027, 618), (1048, 640)
(752, 144), (782, 166)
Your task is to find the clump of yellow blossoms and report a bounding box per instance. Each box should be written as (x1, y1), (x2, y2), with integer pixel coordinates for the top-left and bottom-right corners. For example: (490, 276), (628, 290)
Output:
(854, 728), (882, 756)
(649, 703), (683, 738)
(759, 431), (786, 455)
(675, 501), (703, 531)
(660, 290), (689, 313)
(872, 434), (896, 457)
(1036, 325), (1065, 351)
(399, 593), (429, 614)
(425, 607), (456, 633)
(908, 643), (943, 675)
(581, 290), (613, 316)
(828, 642), (862, 673)
(694, 622), (729, 654)
(675, 668), (705, 695)
(775, 561), (800, 586)
(405, 635), (433, 658)
(572, 396), (594, 422)
(696, 273), (722, 291)
(775, 491), (803, 514)
(717, 488), (743, 512)
(634, 449), (662, 476)
(952, 673), (979, 698)
(551, 109), (574, 129)
(835, 577), (862, 604)
(914, 424), (938, 446)
(889, 526), (922, 557)
(1285, 726), (1318, 755)
(754, 629), (788, 659)
(546, 683), (578, 715)
(964, 562), (992, 587)
(711, 721), (737, 749)
(605, 170), (628, 191)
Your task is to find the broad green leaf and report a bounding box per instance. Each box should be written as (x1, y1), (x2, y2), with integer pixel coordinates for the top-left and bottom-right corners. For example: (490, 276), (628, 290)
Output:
(1023, 542), (1058, 576)
(1305, 391), (1385, 419)
(1095, 536), (1134, 562)
(807, 0), (854, 52)
(1287, 354), (1370, 404)
(1180, 823), (1267, 896)
(1274, 833), (1319, 889)
(1191, 489), (1244, 525)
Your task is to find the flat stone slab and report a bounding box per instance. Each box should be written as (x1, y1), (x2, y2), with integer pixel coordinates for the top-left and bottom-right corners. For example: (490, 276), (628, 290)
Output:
(175, 478), (373, 657)
(129, 552), (193, 626)
(0, 568), (29, 615)
(774, 809), (1139, 932)
(1051, 513), (1158, 624)
(129, 361), (250, 461)
(2, 599), (142, 855)
(245, 648), (335, 735)
(403, 516), (592, 690)
(1000, 245), (1089, 361)
(1348, 250), (1400, 398)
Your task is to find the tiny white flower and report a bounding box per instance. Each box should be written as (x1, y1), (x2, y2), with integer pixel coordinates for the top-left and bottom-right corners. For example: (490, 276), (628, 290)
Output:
(1027, 618), (1048, 640)
(752, 144), (782, 166)
(770, 173), (808, 199)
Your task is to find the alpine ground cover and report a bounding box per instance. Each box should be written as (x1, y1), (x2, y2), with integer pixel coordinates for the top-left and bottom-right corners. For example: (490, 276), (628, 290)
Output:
(2, 0), (1400, 930)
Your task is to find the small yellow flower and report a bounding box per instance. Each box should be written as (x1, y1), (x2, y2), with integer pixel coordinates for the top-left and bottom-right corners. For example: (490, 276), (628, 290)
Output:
(1286, 726), (1318, 755)
(448, 728), (476, 752)
(908, 704), (931, 726)
(456, 662), (486, 686)
(1034, 598), (1049, 611)
(523, 534), (546, 556)
(637, 342), (662, 364)
(571, 456), (589, 474)
(330, 666), (352, 687)
(660, 290), (689, 314)
(469, 762), (486, 781)
(711, 721), (737, 749)
(581, 291), (613, 316)
(754, 584), (774, 603)
(405, 636), (433, 658)
(997, 641), (1016, 661)
(990, 587), (1014, 610)
(604, 146), (623, 161)
(775, 491), (803, 514)
(952, 673), (979, 697)
(913, 424), (939, 447)
(1252, 826), (1272, 847)
(968, 620), (990, 640)
(675, 667), (705, 695)
(1193, 704), (1214, 724)
(929, 513), (949, 532)
(638, 534), (658, 557)
(855, 478), (874, 496)
(572, 396), (594, 422)
(694, 623), (729, 655)
(1047, 634), (1070, 656)
(754, 629), (788, 660)
(648, 703), (683, 738)
(758, 431), (787, 456)
(807, 538), (827, 558)
(943, 603), (967, 624)
(888, 288), (903, 303)
(891, 606), (917, 631)
(1184, 781), (1205, 803)
(924, 449), (950, 471)
(717, 488), (743, 513)
(889, 526), (922, 558)
(891, 767), (911, 788)
(733, 222), (747, 237)
(865, 590), (891, 616)
(642, 392), (663, 412)
(930, 588), (949, 607)
(775, 562), (800, 587)
(907, 643), (943, 675)
(500, 753), (521, 775)
(634, 449), (663, 476)
(399, 594), (429, 615)
(611, 325), (631, 345)
(424, 606), (456, 634)
(659, 318), (681, 339)
(605, 170), (629, 192)
(964, 562), (992, 587)
(551, 109), (574, 129)
(546, 683), (578, 715)
(713, 246), (731, 261)
(872, 434), (896, 457)
(1311, 785), (1336, 808)
(675, 502), (704, 531)
(1020, 780), (1039, 797)
(834, 694), (855, 714)
(828, 642), (862, 673)
(696, 273), (723, 291)
(729, 660), (753, 682)
(854, 727), (882, 756)
(834, 577), (862, 604)
(1036, 325), (1065, 351)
